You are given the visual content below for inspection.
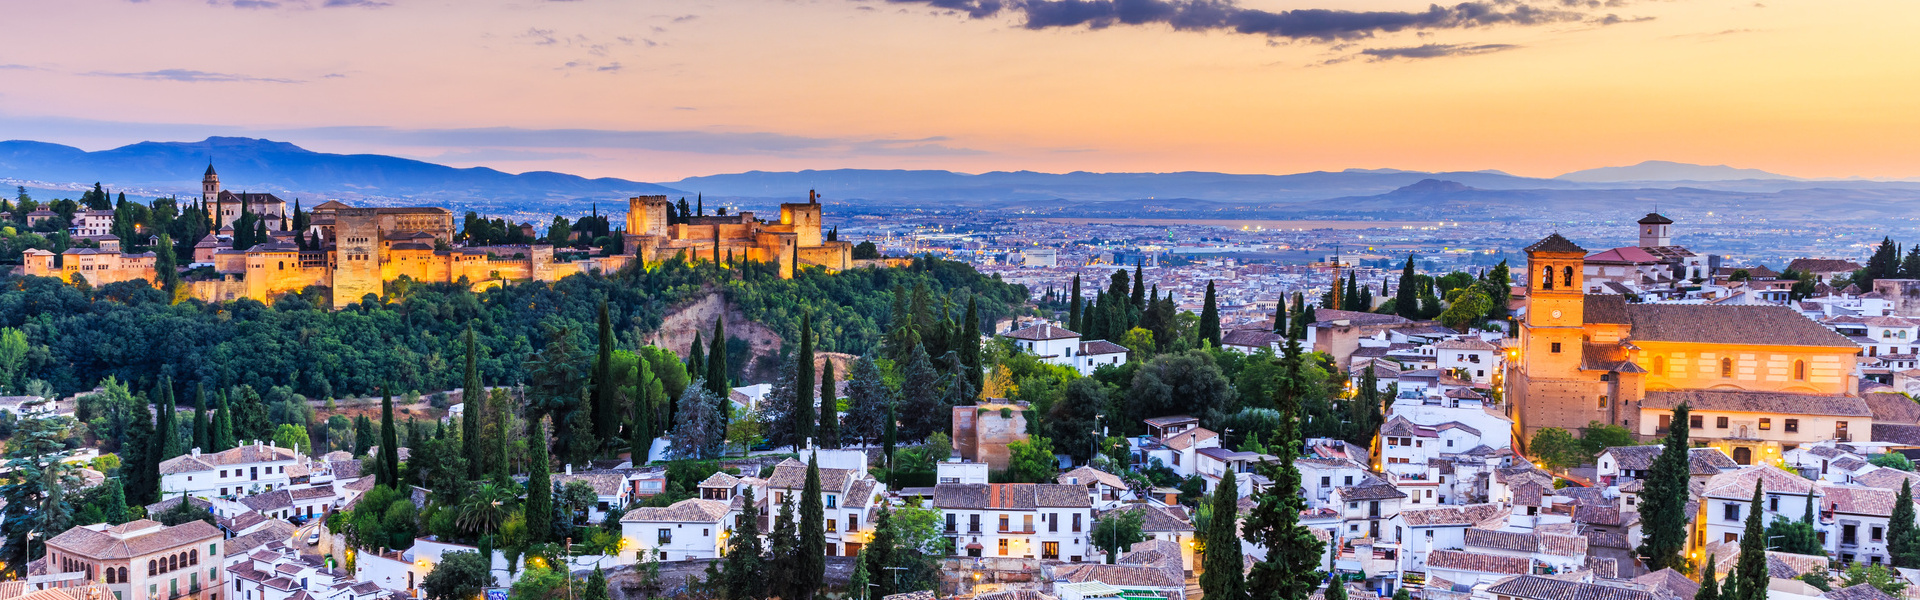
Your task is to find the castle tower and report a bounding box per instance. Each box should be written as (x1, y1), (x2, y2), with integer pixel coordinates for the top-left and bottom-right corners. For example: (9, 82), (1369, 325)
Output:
(625, 195), (670, 238)
(1637, 212), (1673, 248)
(779, 194), (823, 248)
(203, 162), (222, 217)
(330, 208), (383, 309)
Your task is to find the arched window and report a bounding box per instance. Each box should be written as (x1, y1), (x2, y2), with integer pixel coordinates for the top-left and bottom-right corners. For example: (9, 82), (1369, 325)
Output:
(1651, 355), (1666, 374)
(107, 567), (116, 584)
(170, 554), (179, 571)
(1794, 360), (1808, 381)
(1541, 266), (1554, 290)
(119, 567), (128, 583)
(149, 560), (157, 576)
(278, 261), (284, 270)
(1562, 266), (1575, 288)
(190, 549), (198, 565)
(1720, 357), (1733, 378)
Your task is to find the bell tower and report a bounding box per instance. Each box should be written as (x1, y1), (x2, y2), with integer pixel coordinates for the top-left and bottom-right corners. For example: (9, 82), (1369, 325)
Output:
(202, 161), (222, 215)
(1637, 212), (1673, 248)
(1521, 233), (1589, 377)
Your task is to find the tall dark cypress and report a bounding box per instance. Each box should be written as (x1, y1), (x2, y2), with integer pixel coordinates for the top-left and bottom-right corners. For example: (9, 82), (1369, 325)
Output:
(379, 388), (400, 487)
(795, 314), (816, 446)
(724, 487), (766, 599)
(818, 360), (840, 449)
(213, 392), (236, 452)
(155, 378), (181, 458)
(1636, 403), (1692, 572)
(124, 392), (157, 504)
(686, 332), (706, 392)
(463, 328), (483, 479)
(1130, 261), (1145, 309)
(631, 356), (655, 464)
(1343, 272), (1359, 311)
(795, 455), (826, 600)
(1199, 466), (1246, 599)
(706, 318), (728, 396)
(191, 384), (209, 452)
(526, 416), (552, 543)
(1067, 275), (1083, 333)
(593, 301), (619, 450)
(1198, 281), (1221, 349)
(1892, 479), (1920, 567)
(961, 296), (983, 398)
(1395, 254), (1419, 319)
(1728, 482), (1768, 600)
(1272, 297), (1288, 335)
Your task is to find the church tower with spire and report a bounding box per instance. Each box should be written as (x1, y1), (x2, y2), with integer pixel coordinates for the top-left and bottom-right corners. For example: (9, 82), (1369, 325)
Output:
(202, 162), (222, 216)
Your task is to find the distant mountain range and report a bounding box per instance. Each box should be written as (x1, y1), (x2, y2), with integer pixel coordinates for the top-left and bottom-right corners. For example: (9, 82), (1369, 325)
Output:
(3, 137), (1918, 221)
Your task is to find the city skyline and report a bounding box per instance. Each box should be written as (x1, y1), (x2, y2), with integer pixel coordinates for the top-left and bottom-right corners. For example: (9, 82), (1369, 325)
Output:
(3, 0), (1917, 181)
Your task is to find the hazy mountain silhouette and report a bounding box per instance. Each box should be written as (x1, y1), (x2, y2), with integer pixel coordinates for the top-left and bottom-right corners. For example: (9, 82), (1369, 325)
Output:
(1555, 160), (1797, 182)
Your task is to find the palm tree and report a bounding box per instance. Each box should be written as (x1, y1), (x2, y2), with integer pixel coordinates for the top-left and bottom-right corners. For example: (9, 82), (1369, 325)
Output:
(458, 483), (517, 535)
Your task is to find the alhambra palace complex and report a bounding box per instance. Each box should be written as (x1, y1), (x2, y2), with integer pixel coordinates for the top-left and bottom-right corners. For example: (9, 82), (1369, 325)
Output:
(23, 165), (853, 309)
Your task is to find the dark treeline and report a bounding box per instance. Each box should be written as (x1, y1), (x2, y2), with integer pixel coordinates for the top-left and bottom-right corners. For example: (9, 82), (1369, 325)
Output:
(0, 255), (1026, 399)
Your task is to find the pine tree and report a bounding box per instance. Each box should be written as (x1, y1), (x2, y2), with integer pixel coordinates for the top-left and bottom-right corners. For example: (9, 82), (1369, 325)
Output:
(1729, 482), (1768, 600)
(191, 385), (209, 452)
(1068, 275), (1083, 333)
(1244, 339), (1325, 600)
(1891, 479), (1920, 567)
(706, 318), (729, 397)
(795, 314), (816, 446)
(1697, 559), (1720, 600)
(464, 328), (484, 479)
(849, 547), (871, 600)
(379, 388), (401, 487)
(1636, 403), (1692, 573)
(724, 486), (765, 599)
(1199, 466), (1246, 600)
(526, 416), (552, 543)
(767, 495), (800, 600)
(818, 360), (840, 449)
(795, 455), (826, 600)
(632, 356), (656, 464)
(1199, 280), (1221, 349)
(1323, 570), (1347, 600)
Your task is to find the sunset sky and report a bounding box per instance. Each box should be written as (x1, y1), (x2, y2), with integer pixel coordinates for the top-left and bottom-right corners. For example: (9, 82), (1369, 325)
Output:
(2, 0), (1917, 181)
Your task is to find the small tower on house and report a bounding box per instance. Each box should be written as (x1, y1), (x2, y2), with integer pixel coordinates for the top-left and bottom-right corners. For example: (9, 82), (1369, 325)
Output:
(1637, 212), (1673, 248)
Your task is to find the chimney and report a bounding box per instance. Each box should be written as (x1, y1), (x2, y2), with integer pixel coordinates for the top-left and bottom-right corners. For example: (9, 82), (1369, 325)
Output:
(192, 447), (201, 457)
(565, 464), (572, 476)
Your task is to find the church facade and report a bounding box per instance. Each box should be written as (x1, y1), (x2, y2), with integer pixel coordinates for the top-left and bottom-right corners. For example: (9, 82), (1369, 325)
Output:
(1508, 225), (1865, 464)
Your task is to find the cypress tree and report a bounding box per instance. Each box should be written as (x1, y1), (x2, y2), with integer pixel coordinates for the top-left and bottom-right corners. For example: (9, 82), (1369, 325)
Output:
(1272, 297), (1288, 335)
(794, 314), (816, 446)
(1131, 261), (1146, 309)
(706, 318), (728, 396)
(818, 360), (840, 449)
(1729, 482), (1768, 600)
(1243, 337), (1324, 600)
(865, 506), (898, 598)
(379, 388), (400, 487)
(1636, 403), (1693, 572)
(594, 301), (619, 451)
(156, 378), (182, 458)
(1323, 568), (1347, 600)
(463, 328), (483, 479)
(686, 333), (706, 391)
(1068, 275), (1083, 333)
(526, 416), (552, 543)
(124, 392), (157, 504)
(1344, 272), (1360, 311)
(724, 487), (765, 599)
(1395, 254), (1420, 319)
(795, 456), (827, 599)
(1892, 479), (1920, 567)
(961, 295), (983, 399)
(1198, 280), (1221, 349)
(191, 384), (209, 452)
(1697, 559), (1720, 600)
(1199, 466), (1246, 600)
(632, 356), (655, 464)
(213, 393), (236, 452)
(767, 495), (800, 600)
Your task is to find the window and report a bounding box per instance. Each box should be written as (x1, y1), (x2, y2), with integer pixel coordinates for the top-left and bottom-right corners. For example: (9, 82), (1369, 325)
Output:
(1717, 416), (1729, 429)
(1321, 476), (1331, 487)
(1023, 515), (1033, 532)
(1760, 418), (1771, 430)
(1724, 533), (1738, 543)
(1770, 496), (1780, 512)
(149, 561), (157, 576)
(1720, 357), (1733, 378)
(1651, 356), (1665, 374)
(1794, 360), (1808, 381)
(849, 515), (859, 532)
(190, 550), (197, 565)
(1659, 414), (1672, 430)
(1049, 514), (1058, 533)
(1073, 513), (1082, 532)
(1551, 342), (1562, 354)
(825, 495), (837, 509)
(1542, 266), (1554, 290)
(999, 515), (1010, 532)
(1563, 266), (1574, 288)
(1786, 419), (1799, 433)
(1874, 526), (1885, 541)
(826, 519), (837, 533)
(1844, 525), (1858, 546)
(969, 514), (981, 533)
(1838, 421), (1850, 440)
(1690, 415), (1703, 429)
(946, 514), (956, 533)
(220, 470), (227, 478)
(1344, 476), (1355, 485)
(657, 529), (671, 544)
(1172, 453), (1180, 466)
(1724, 502), (1741, 522)
(1598, 395), (1609, 409)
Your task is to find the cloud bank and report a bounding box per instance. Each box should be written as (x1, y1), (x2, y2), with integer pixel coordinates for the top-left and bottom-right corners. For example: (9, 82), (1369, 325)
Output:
(885, 0), (1620, 41)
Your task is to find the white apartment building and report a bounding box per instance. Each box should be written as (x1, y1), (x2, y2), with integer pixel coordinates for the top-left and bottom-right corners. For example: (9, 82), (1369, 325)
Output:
(160, 443), (301, 500)
(760, 450), (886, 556)
(1000, 322), (1129, 376)
(1820, 483), (1919, 566)
(1433, 337), (1502, 384)
(1329, 478), (1409, 540)
(933, 483), (1095, 562)
(1695, 465), (1820, 557)
(1379, 417), (1483, 478)
(1388, 504), (1509, 574)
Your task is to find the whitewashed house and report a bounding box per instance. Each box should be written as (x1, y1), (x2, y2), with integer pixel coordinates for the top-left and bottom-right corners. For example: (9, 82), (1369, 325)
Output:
(160, 442), (302, 500)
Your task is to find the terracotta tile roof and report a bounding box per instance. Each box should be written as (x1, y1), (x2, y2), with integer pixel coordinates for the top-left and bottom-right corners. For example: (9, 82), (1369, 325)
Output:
(1851, 467), (1920, 490)
(1055, 563), (1184, 588)
(45, 520), (222, 560)
(933, 483), (990, 509)
(1689, 448), (1740, 475)
(1583, 295), (1631, 325)
(158, 444), (298, 474)
(1625, 303), (1857, 347)
(1819, 484), (1909, 517)
(1767, 551), (1830, 579)
(1426, 549), (1530, 575)
(1572, 506), (1629, 527)
(1584, 530), (1630, 550)
(1143, 415), (1198, 428)
(224, 523), (298, 557)
(1642, 389), (1871, 417)
(1222, 329), (1284, 348)
(1059, 466), (1127, 490)
(1786, 258), (1864, 274)
(1080, 340), (1130, 355)
(619, 498), (729, 523)
(1162, 426), (1218, 450)
(553, 471), (628, 496)
(1003, 322), (1079, 341)
(1464, 528), (1587, 556)
(1486, 575), (1661, 600)
(1831, 456), (1869, 472)
(765, 461), (855, 492)
(1104, 504), (1195, 532)
(1401, 503), (1509, 527)
(1826, 584), (1897, 600)
(1632, 568), (1698, 600)
(1525, 233), (1586, 255)
(1871, 424), (1920, 446)
(242, 490), (294, 512)
(1702, 465), (1818, 499)
(1433, 337), (1500, 351)
(1586, 247), (1663, 264)
(1337, 479), (1407, 501)
(844, 479), (879, 509)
